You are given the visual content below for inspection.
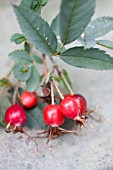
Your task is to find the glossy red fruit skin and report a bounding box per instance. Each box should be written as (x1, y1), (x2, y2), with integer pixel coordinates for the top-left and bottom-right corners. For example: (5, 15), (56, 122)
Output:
(65, 94), (87, 116)
(73, 94), (87, 116)
(43, 104), (65, 127)
(65, 94), (72, 98)
(5, 104), (26, 127)
(20, 90), (38, 108)
(60, 97), (80, 120)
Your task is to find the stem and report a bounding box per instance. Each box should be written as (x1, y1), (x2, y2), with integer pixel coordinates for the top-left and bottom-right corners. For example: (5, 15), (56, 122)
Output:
(49, 56), (55, 65)
(49, 56), (74, 95)
(55, 66), (73, 95)
(42, 54), (48, 78)
(52, 78), (64, 100)
(6, 68), (12, 79)
(13, 81), (20, 104)
(50, 79), (54, 105)
(61, 73), (73, 95)
(54, 43), (65, 56)
(0, 87), (8, 98)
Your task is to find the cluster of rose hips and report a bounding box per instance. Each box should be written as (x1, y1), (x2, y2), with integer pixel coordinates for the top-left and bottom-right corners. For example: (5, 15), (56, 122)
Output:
(5, 88), (87, 136)
(5, 91), (87, 129)
(4, 82), (97, 155)
(43, 93), (87, 128)
(5, 90), (38, 128)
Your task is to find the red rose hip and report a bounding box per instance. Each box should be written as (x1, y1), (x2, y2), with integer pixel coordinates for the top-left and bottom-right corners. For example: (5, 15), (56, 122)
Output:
(65, 94), (87, 116)
(73, 94), (87, 115)
(5, 104), (26, 127)
(43, 104), (65, 127)
(60, 97), (80, 120)
(20, 90), (38, 108)
(65, 94), (72, 98)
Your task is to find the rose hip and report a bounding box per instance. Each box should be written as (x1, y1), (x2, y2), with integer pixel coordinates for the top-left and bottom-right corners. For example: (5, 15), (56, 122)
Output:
(20, 90), (38, 108)
(5, 104), (26, 127)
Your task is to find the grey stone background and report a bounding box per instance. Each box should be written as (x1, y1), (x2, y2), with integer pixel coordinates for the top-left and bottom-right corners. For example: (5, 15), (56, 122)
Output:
(0, 0), (113, 170)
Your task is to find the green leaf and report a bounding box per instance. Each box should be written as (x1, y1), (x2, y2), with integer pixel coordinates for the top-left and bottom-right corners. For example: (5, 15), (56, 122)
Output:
(54, 76), (60, 82)
(13, 63), (31, 81)
(51, 14), (60, 36)
(40, 0), (48, 7)
(9, 50), (33, 64)
(77, 36), (85, 46)
(13, 5), (57, 55)
(20, 0), (41, 14)
(97, 40), (113, 50)
(84, 39), (96, 49)
(0, 93), (12, 127)
(32, 54), (43, 64)
(26, 65), (40, 92)
(18, 87), (25, 95)
(60, 47), (113, 71)
(0, 79), (11, 90)
(78, 37), (96, 49)
(10, 33), (26, 44)
(85, 17), (113, 39)
(0, 108), (6, 127)
(25, 106), (46, 129)
(20, 0), (48, 12)
(60, 0), (95, 45)
(57, 43), (66, 53)
(24, 42), (31, 53)
(61, 118), (74, 130)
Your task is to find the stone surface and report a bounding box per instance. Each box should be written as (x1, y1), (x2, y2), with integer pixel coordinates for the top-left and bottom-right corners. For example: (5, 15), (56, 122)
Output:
(0, 1), (113, 170)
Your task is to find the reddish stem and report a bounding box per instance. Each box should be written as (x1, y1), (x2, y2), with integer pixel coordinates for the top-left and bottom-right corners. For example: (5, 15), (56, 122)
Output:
(42, 54), (48, 78)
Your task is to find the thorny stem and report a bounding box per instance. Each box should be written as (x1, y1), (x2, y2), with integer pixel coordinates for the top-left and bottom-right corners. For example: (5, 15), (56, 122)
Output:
(50, 79), (54, 105)
(42, 54), (48, 78)
(13, 81), (20, 104)
(52, 78), (64, 100)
